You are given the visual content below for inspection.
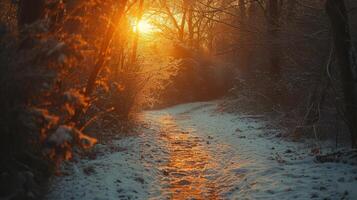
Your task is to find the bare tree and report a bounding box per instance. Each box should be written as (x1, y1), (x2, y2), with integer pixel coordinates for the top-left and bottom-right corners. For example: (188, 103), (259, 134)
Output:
(267, 0), (281, 77)
(326, 0), (357, 148)
(85, 0), (129, 96)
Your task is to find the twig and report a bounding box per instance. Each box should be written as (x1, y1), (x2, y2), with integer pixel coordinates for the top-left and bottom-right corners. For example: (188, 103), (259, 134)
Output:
(80, 107), (115, 132)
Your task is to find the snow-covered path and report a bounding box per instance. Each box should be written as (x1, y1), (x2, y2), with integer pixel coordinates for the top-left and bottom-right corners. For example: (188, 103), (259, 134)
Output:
(46, 101), (357, 200)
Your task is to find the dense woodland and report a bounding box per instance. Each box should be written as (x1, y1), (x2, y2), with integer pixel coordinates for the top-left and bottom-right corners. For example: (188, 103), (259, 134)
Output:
(0, 0), (357, 199)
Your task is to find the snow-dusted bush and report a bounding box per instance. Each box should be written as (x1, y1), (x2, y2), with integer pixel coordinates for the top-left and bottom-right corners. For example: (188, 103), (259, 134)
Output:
(0, 0), (147, 198)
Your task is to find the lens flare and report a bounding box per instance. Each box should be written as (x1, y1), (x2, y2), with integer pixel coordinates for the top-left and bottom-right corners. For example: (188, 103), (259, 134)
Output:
(134, 19), (154, 34)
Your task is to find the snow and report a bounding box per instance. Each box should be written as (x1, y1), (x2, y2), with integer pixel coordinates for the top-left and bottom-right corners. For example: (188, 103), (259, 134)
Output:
(46, 101), (357, 200)
(47, 126), (74, 146)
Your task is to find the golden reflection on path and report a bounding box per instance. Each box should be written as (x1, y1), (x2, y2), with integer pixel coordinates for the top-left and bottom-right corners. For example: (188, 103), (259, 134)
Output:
(158, 115), (220, 200)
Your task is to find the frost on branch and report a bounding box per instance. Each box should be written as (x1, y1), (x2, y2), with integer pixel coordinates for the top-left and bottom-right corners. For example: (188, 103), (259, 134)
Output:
(44, 125), (97, 164)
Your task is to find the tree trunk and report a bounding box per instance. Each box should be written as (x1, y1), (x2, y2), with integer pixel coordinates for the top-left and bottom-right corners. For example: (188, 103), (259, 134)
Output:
(131, 0), (144, 63)
(187, 4), (194, 47)
(287, 0), (296, 20)
(85, 0), (128, 96)
(239, 0), (246, 21)
(236, 0), (248, 73)
(268, 0), (281, 78)
(18, 0), (45, 27)
(326, 0), (357, 148)
(179, 4), (187, 42)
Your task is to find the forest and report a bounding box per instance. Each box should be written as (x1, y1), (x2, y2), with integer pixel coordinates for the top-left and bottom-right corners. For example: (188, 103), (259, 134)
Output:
(0, 0), (357, 199)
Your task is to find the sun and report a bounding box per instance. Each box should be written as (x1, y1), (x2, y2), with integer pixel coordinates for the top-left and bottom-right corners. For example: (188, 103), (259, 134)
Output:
(134, 19), (154, 34)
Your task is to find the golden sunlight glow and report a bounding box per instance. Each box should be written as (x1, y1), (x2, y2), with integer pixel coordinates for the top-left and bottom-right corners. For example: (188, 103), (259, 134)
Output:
(156, 115), (220, 200)
(134, 19), (154, 34)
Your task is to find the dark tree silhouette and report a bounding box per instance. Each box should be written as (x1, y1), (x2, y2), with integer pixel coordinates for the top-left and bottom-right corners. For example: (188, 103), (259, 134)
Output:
(18, 0), (45, 27)
(268, 0), (281, 78)
(326, 0), (357, 148)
